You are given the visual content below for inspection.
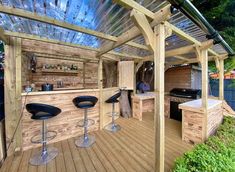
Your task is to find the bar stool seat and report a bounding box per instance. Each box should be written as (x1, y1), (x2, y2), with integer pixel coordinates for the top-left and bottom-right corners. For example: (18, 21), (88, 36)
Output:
(73, 96), (98, 148)
(26, 103), (61, 166)
(105, 92), (121, 132)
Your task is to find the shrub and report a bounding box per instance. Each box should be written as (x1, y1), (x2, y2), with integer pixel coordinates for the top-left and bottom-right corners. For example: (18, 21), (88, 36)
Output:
(173, 116), (235, 172)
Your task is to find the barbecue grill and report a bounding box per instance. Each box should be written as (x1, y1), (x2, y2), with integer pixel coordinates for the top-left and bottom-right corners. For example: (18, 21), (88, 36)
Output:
(169, 88), (201, 121)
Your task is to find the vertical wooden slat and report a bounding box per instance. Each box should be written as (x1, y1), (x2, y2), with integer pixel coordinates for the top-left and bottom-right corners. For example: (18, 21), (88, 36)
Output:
(98, 58), (103, 129)
(201, 49), (208, 139)
(4, 37), (22, 155)
(154, 23), (165, 172)
(219, 59), (224, 100)
(15, 38), (22, 152)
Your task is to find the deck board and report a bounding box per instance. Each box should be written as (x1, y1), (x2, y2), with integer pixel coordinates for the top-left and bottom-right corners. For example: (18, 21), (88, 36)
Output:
(0, 113), (193, 172)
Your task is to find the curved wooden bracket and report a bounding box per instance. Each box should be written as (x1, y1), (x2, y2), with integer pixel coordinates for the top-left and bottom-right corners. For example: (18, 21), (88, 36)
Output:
(130, 9), (154, 51)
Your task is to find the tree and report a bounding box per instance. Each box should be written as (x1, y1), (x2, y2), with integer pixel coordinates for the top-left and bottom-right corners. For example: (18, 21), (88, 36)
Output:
(193, 0), (235, 72)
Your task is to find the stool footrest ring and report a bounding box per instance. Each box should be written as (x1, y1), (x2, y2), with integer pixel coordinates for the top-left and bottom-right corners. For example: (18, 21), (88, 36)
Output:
(31, 131), (57, 144)
(106, 112), (119, 117)
(77, 119), (95, 127)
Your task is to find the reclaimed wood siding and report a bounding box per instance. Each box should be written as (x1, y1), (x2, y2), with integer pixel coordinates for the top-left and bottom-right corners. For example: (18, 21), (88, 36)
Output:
(21, 90), (100, 150)
(182, 101), (223, 144)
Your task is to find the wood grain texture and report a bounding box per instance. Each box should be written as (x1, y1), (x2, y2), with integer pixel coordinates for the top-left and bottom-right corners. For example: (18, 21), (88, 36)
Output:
(0, 113), (193, 172)
(165, 65), (201, 92)
(118, 61), (134, 90)
(181, 101), (223, 144)
(21, 90), (100, 150)
(4, 37), (22, 155)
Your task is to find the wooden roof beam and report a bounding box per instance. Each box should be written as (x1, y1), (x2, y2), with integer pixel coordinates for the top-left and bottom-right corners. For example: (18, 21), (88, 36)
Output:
(5, 31), (143, 60)
(98, 4), (171, 56)
(0, 5), (148, 51)
(164, 22), (219, 57)
(0, 27), (9, 44)
(114, 0), (155, 19)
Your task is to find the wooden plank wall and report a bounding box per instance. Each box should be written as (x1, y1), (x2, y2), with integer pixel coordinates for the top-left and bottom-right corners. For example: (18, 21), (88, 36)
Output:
(21, 55), (99, 90)
(4, 37), (22, 155)
(21, 39), (97, 58)
(85, 63), (98, 89)
(21, 56), (84, 90)
(118, 61), (134, 90)
(21, 90), (100, 150)
(165, 65), (201, 92)
(182, 101), (223, 144)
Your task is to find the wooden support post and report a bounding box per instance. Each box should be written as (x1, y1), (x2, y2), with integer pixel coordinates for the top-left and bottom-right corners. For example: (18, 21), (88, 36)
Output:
(154, 23), (165, 172)
(98, 58), (103, 129)
(83, 62), (86, 88)
(201, 48), (208, 139)
(219, 59), (224, 100)
(0, 27), (9, 44)
(4, 37), (22, 155)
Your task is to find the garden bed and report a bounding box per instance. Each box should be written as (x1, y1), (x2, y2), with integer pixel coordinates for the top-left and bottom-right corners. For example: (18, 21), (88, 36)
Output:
(173, 116), (235, 172)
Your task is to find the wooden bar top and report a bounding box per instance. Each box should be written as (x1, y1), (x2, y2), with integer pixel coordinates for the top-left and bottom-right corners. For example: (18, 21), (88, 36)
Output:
(132, 92), (156, 100)
(21, 88), (99, 96)
(179, 99), (222, 112)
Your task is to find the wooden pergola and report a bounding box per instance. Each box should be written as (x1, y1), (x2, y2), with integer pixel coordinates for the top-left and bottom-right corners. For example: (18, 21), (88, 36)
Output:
(0, 0), (230, 171)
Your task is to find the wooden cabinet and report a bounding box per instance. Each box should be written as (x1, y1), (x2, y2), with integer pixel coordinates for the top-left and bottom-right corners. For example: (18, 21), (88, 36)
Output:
(118, 61), (134, 90)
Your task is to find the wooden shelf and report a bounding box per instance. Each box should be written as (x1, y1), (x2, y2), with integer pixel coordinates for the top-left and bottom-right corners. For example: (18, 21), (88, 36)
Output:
(41, 68), (78, 74)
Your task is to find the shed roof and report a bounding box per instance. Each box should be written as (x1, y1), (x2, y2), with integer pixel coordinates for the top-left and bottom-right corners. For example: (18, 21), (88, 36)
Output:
(0, 0), (231, 63)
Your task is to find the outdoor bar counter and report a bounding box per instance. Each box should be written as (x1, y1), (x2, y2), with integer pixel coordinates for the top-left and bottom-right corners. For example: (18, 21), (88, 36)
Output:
(179, 99), (223, 144)
(21, 89), (100, 150)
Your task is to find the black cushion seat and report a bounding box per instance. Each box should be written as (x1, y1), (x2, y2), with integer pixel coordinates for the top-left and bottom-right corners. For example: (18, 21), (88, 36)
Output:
(105, 92), (121, 103)
(73, 96), (98, 109)
(26, 103), (61, 120)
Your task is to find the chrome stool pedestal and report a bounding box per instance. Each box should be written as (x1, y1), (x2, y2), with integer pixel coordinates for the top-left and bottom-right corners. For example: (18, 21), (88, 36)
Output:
(26, 103), (61, 166)
(104, 92), (121, 132)
(73, 96), (98, 148)
(30, 120), (58, 165)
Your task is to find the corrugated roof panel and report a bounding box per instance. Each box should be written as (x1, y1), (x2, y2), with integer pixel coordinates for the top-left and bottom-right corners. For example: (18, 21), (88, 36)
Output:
(0, 0), (229, 61)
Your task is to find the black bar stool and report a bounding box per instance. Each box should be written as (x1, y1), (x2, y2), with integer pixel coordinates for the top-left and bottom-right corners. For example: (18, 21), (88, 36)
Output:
(26, 103), (61, 166)
(105, 92), (121, 132)
(73, 96), (98, 148)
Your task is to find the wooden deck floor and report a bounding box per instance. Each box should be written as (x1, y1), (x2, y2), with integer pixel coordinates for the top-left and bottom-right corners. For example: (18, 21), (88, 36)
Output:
(0, 113), (193, 172)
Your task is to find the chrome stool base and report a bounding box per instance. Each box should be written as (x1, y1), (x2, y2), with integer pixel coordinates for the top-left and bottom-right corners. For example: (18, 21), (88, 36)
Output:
(105, 123), (121, 132)
(75, 135), (96, 148)
(29, 147), (58, 166)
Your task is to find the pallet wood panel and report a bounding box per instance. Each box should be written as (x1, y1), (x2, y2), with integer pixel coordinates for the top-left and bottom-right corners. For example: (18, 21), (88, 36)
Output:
(22, 56), (84, 90)
(165, 65), (201, 92)
(180, 99), (223, 144)
(21, 55), (99, 91)
(21, 39), (97, 59)
(118, 61), (134, 90)
(0, 113), (193, 172)
(21, 90), (100, 150)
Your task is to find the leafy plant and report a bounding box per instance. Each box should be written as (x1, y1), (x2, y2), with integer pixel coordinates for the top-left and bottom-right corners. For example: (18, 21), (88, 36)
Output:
(173, 116), (235, 172)
(193, 0), (235, 73)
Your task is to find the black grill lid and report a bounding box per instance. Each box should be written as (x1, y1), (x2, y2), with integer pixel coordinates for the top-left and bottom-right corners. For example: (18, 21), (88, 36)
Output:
(170, 88), (201, 99)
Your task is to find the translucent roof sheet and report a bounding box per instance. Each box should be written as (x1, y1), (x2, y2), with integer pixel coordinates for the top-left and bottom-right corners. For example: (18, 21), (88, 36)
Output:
(0, 0), (228, 61)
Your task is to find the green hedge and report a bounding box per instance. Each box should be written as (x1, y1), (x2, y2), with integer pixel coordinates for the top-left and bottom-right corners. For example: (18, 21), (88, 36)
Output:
(173, 116), (235, 172)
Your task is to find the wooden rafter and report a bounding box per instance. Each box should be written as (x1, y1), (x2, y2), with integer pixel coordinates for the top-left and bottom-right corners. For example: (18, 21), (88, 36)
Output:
(130, 9), (154, 51)
(164, 22), (219, 57)
(98, 4), (171, 56)
(114, 0), (155, 19)
(0, 5), (149, 51)
(4, 31), (144, 60)
(0, 27), (9, 44)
